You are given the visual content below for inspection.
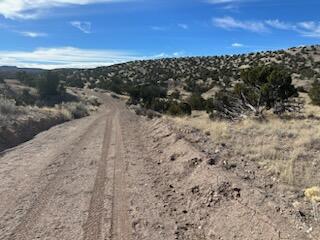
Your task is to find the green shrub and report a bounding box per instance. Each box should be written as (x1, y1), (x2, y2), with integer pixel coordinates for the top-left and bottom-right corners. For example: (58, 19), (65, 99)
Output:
(167, 101), (191, 116)
(167, 102), (181, 116)
(179, 102), (192, 115)
(150, 99), (169, 113)
(140, 85), (167, 105)
(37, 71), (62, 98)
(235, 65), (298, 114)
(170, 90), (180, 99)
(16, 71), (37, 87)
(187, 93), (206, 110)
(66, 77), (85, 88)
(309, 80), (320, 105)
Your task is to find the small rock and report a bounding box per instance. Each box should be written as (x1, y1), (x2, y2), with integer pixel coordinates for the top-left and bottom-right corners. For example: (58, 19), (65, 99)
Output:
(191, 186), (200, 194)
(170, 154), (177, 161)
(207, 157), (217, 166)
(223, 161), (237, 170)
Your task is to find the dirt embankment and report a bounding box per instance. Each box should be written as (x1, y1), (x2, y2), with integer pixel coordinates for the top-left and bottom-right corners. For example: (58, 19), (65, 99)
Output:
(127, 115), (318, 240)
(0, 111), (67, 152)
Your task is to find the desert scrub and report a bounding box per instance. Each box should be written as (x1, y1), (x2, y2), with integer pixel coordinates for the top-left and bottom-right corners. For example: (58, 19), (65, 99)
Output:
(86, 95), (101, 106)
(171, 110), (320, 187)
(0, 97), (25, 125)
(59, 102), (89, 119)
(309, 80), (320, 105)
(305, 187), (320, 222)
(0, 97), (22, 116)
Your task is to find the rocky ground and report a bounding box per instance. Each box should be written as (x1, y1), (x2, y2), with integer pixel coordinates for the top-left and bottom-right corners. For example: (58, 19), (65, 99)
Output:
(128, 117), (319, 240)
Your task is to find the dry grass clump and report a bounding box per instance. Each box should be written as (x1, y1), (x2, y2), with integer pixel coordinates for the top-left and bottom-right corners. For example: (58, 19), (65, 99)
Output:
(56, 102), (89, 120)
(172, 111), (230, 141)
(305, 187), (320, 203)
(0, 97), (21, 115)
(305, 187), (320, 222)
(0, 97), (24, 125)
(171, 107), (320, 187)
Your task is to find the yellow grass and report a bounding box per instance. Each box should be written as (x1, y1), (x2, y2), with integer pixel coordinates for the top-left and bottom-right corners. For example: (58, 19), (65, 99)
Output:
(305, 187), (320, 203)
(170, 100), (320, 187)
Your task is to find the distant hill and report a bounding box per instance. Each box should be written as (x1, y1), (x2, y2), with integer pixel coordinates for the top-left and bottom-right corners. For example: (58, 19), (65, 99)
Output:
(0, 66), (44, 78)
(57, 45), (320, 98)
(2, 45), (320, 99)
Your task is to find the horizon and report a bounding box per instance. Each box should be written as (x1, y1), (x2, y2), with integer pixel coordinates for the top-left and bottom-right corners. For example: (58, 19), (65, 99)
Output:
(0, 43), (319, 71)
(0, 0), (320, 69)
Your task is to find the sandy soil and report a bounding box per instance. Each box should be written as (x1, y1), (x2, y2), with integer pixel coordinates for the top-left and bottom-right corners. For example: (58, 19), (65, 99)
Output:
(0, 93), (317, 240)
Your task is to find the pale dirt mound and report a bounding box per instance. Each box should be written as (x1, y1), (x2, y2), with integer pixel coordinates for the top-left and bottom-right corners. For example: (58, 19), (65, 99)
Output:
(127, 116), (318, 240)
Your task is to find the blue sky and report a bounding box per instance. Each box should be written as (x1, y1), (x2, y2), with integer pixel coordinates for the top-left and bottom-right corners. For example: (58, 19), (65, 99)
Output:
(0, 0), (319, 69)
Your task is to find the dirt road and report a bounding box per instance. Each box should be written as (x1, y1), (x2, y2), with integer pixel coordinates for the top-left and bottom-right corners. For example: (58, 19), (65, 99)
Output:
(0, 94), (316, 240)
(0, 96), (133, 240)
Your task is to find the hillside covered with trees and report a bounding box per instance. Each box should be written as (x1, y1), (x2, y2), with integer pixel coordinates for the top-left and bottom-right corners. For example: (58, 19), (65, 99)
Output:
(55, 45), (320, 118)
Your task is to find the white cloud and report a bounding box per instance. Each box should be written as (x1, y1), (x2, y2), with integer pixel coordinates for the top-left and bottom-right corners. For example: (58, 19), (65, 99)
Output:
(0, 47), (184, 69)
(0, 0), (128, 19)
(178, 24), (189, 30)
(19, 31), (48, 38)
(265, 19), (320, 38)
(298, 21), (317, 31)
(231, 42), (244, 48)
(173, 51), (185, 57)
(151, 26), (168, 31)
(265, 19), (295, 30)
(297, 21), (320, 38)
(0, 47), (138, 69)
(206, 0), (249, 11)
(70, 21), (91, 34)
(207, 0), (241, 4)
(213, 16), (267, 32)
(213, 16), (320, 38)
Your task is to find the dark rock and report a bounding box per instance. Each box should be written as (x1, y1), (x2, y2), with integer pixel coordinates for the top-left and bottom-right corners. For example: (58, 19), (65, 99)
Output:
(191, 186), (200, 194)
(207, 157), (217, 166)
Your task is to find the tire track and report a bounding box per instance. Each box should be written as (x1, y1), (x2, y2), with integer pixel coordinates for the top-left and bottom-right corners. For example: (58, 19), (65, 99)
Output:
(6, 114), (107, 240)
(82, 112), (114, 240)
(109, 111), (131, 240)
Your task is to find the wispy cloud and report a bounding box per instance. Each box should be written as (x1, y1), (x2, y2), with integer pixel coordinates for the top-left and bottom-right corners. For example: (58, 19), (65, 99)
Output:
(0, 47), (184, 69)
(70, 21), (92, 34)
(231, 42), (244, 48)
(178, 24), (189, 30)
(0, 47), (138, 69)
(0, 0), (129, 19)
(265, 19), (295, 30)
(151, 26), (168, 31)
(213, 16), (320, 38)
(297, 21), (320, 38)
(206, 0), (249, 10)
(18, 31), (48, 38)
(266, 19), (320, 38)
(206, 0), (241, 4)
(213, 16), (267, 32)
